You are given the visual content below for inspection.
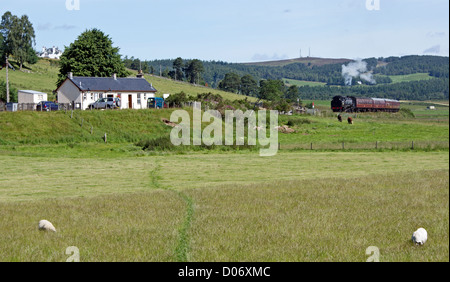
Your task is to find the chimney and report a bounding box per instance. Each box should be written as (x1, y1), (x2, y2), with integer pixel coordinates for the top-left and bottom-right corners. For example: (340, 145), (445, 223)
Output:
(113, 73), (117, 80)
(136, 70), (144, 78)
(68, 72), (73, 79)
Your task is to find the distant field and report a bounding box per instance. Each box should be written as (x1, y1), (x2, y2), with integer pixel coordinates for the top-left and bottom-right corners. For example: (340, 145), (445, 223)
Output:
(386, 73), (433, 84)
(400, 100), (449, 121)
(283, 78), (327, 87)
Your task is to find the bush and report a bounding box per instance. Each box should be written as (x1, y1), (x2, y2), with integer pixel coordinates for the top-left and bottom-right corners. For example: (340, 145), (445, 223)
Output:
(286, 118), (313, 127)
(136, 136), (175, 151)
(399, 108), (415, 118)
(0, 80), (18, 102)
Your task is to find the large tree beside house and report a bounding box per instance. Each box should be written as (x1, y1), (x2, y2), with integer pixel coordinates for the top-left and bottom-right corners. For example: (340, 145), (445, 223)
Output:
(57, 28), (130, 87)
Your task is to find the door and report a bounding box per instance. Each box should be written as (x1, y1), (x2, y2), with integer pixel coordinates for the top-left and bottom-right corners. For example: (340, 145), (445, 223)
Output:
(128, 95), (133, 109)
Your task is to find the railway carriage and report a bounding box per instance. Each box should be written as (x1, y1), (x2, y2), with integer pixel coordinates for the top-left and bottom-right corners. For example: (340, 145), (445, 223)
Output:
(331, 96), (400, 113)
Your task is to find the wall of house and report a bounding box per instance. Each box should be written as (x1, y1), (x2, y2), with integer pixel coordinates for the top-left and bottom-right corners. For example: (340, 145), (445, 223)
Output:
(57, 81), (82, 106)
(120, 92), (156, 110)
(18, 92), (47, 104)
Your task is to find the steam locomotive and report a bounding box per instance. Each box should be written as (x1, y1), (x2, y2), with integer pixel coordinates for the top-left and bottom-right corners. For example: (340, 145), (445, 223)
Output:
(331, 96), (400, 113)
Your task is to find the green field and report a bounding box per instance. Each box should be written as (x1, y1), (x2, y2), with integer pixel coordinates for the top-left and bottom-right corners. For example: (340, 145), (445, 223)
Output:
(0, 104), (448, 262)
(0, 149), (448, 261)
(0, 58), (448, 263)
(388, 73), (434, 84)
(0, 58), (59, 96)
(143, 74), (257, 102)
(283, 78), (327, 87)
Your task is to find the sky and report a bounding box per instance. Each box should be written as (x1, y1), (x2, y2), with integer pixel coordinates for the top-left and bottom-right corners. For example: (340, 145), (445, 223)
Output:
(1, 0), (449, 62)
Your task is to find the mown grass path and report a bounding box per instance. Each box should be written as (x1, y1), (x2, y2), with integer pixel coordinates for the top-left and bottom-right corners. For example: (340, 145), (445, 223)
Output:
(150, 160), (194, 262)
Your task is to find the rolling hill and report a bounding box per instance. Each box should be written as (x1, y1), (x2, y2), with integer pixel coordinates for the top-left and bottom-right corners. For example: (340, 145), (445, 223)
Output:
(0, 58), (256, 102)
(242, 57), (352, 67)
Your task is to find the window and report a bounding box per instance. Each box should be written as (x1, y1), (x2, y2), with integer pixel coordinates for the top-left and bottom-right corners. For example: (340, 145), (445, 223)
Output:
(137, 93), (141, 104)
(83, 93), (87, 101)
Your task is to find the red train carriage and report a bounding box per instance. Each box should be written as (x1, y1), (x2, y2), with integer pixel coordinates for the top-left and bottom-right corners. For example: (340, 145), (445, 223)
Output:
(332, 96), (400, 113)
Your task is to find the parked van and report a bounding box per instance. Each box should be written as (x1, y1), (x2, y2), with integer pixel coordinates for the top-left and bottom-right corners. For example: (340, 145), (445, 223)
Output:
(148, 97), (167, 109)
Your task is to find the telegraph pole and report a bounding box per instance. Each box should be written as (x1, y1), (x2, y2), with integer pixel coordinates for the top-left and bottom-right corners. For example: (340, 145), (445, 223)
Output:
(5, 55), (9, 103)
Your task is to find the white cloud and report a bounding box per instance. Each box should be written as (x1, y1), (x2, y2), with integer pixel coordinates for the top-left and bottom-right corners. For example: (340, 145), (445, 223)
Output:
(423, 45), (441, 54)
(251, 53), (289, 62)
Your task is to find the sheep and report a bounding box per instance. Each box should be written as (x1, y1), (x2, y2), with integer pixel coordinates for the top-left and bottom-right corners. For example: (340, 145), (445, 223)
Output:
(38, 220), (56, 232)
(347, 117), (353, 124)
(337, 114), (343, 122)
(412, 228), (427, 245)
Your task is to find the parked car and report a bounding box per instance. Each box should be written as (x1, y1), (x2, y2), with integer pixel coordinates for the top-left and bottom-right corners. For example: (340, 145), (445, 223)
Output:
(36, 101), (59, 111)
(89, 97), (121, 109)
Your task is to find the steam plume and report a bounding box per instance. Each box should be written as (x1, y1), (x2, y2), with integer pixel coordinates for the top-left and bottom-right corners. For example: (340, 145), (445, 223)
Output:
(342, 59), (376, 86)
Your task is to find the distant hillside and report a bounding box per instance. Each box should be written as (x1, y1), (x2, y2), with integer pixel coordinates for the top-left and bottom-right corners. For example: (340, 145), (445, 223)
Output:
(0, 58), (254, 102)
(242, 57), (352, 67)
(145, 55), (449, 89)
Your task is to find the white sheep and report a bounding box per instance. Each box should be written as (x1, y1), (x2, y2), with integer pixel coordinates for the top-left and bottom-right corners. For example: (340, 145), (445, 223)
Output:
(412, 228), (427, 245)
(38, 220), (56, 232)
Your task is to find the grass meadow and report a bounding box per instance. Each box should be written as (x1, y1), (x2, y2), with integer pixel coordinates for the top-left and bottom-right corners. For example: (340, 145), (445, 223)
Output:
(0, 68), (448, 262)
(0, 149), (448, 262)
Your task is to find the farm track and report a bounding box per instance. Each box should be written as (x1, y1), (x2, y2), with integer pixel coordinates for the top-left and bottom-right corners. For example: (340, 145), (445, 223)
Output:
(150, 160), (194, 262)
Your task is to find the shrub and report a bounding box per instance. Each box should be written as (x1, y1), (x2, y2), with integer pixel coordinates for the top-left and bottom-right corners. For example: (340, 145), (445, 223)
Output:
(286, 118), (313, 127)
(136, 136), (175, 151)
(399, 108), (416, 118)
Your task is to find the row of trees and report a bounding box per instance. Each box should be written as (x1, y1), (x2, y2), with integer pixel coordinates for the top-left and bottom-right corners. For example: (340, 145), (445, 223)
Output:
(374, 55), (449, 78)
(0, 11), (37, 71)
(217, 72), (300, 101)
(125, 57), (206, 85)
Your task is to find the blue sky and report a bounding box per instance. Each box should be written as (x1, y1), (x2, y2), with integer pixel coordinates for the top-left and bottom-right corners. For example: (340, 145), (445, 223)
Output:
(1, 0), (449, 62)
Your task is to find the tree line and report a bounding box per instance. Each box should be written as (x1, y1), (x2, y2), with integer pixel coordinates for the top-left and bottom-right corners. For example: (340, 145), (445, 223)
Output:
(0, 11), (38, 102)
(296, 78), (449, 101)
(124, 57), (206, 85)
(140, 55), (448, 88)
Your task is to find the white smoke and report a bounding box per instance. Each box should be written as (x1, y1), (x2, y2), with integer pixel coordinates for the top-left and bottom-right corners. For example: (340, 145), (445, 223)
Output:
(342, 59), (376, 86)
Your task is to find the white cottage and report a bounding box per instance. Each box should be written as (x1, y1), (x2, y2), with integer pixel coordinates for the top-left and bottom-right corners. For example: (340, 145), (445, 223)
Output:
(56, 73), (157, 110)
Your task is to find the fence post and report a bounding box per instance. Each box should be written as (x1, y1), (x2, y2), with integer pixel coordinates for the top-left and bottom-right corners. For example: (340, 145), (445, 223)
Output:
(104, 133), (107, 143)
(411, 141), (414, 150)
(342, 142), (345, 150)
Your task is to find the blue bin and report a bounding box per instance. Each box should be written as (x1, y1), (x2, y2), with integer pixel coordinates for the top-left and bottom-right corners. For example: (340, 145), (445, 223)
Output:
(6, 103), (18, 112)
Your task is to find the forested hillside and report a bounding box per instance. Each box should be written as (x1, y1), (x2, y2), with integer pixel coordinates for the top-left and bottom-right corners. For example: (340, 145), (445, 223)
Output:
(124, 55), (449, 101)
